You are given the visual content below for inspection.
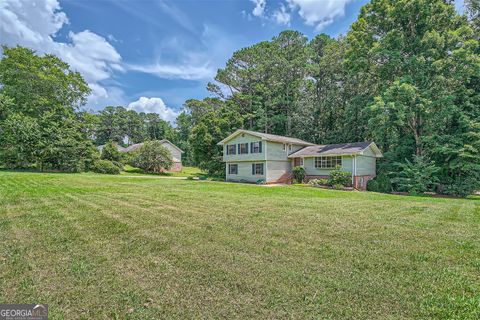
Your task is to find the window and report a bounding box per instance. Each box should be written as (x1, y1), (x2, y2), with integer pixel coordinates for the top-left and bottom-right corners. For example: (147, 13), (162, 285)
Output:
(288, 144), (292, 151)
(283, 144), (287, 151)
(238, 143), (249, 154)
(314, 156), (342, 169)
(251, 163), (264, 175)
(228, 164), (238, 174)
(250, 141), (262, 153)
(226, 144), (236, 155)
(294, 157), (304, 167)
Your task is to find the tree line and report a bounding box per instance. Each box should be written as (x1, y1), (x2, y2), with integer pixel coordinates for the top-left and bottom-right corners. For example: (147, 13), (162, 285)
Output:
(0, 0), (478, 196)
(180, 0), (480, 196)
(0, 46), (188, 172)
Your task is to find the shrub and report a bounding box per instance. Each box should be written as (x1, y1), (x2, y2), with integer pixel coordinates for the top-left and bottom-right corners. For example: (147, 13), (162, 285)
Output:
(366, 173), (392, 193)
(101, 140), (122, 162)
(318, 178), (329, 185)
(441, 175), (480, 198)
(130, 141), (173, 173)
(308, 178), (328, 187)
(292, 166), (306, 183)
(328, 166), (351, 187)
(91, 160), (121, 174)
(111, 161), (124, 170)
(391, 156), (439, 194)
(256, 179), (266, 185)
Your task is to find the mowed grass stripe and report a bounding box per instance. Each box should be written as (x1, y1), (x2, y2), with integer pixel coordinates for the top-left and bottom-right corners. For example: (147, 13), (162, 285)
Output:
(0, 172), (479, 319)
(57, 190), (287, 316)
(1, 191), (161, 318)
(54, 190), (285, 318)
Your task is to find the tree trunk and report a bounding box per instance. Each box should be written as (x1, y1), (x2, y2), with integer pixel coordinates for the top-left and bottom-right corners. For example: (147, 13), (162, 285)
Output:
(409, 115), (422, 156)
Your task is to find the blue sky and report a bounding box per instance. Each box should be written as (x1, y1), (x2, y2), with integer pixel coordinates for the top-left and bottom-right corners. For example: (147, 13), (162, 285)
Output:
(0, 0), (465, 122)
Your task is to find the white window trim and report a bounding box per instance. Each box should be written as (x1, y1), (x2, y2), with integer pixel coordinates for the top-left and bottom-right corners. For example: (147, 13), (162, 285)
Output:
(228, 163), (238, 175)
(253, 163), (264, 175)
(251, 141), (261, 153)
(227, 144), (236, 155)
(314, 156), (342, 169)
(239, 143), (248, 154)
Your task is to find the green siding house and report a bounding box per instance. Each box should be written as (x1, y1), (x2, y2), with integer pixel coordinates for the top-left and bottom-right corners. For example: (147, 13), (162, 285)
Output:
(217, 129), (383, 190)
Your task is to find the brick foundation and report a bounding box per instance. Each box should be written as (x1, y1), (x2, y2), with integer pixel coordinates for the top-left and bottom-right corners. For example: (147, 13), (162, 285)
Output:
(272, 173), (294, 184)
(168, 162), (182, 172)
(352, 175), (375, 190)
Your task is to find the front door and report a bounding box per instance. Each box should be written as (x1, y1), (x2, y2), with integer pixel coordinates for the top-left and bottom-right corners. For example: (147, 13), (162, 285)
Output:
(293, 158), (303, 167)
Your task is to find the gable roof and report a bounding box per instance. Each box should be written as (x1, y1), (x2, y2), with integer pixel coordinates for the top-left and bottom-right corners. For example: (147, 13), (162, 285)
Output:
(97, 144), (127, 152)
(98, 140), (183, 153)
(121, 143), (142, 153)
(288, 142), (383, 158)
(121, 140), (184, 153)
(217, 129), (315, 146)
(159, 139), (184, 153)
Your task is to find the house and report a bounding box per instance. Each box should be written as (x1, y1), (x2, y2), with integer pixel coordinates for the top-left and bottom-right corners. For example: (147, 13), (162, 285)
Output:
(217, 129), (382, 190)
(98, 139), (183, 172)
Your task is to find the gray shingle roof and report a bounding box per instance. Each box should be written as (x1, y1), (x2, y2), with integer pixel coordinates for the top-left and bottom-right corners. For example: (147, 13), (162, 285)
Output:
(121, 143), (142, 153)
(97, 144), (127, 152)
(288, 142), (374, 157)
(219, 129), (315, 146)
(98, 140), (183, 153)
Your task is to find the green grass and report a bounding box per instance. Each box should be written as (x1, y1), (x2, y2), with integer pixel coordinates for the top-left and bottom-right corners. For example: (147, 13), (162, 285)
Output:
(122, 165), (205, 177)
(0, 172), (479, 319)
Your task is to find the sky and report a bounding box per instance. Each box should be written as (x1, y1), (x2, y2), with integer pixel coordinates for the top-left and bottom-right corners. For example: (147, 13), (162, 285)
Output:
(0, 0), (466, 123)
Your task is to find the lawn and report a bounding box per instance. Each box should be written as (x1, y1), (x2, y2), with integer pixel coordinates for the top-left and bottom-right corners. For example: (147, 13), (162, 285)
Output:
(0, 172), (479, 319)
(122, 165), (205, 178)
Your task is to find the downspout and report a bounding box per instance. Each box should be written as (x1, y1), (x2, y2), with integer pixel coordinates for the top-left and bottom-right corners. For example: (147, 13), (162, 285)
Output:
(264, 139), (268, 183)
(352, 155), (356, 186)
(224, 145), (228, 181)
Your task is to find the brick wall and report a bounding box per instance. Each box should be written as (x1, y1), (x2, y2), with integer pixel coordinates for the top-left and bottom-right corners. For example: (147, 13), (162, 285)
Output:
(169, 162), (182, 172)
(353, 175), (376, 190)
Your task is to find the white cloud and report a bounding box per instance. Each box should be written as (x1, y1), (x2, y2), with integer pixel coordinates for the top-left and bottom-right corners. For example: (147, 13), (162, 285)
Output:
(0, 0), (123, 106)
(248, 0), (349, 29)
(127, 61), (214, 81)
(155, 0), (197, 34)
(127, 24), (236, 81)
(273, 4), (291, 25)
(86, 86), (127, 110)
(251, 0), (266, 17)
(287, 0), (353, 31)
(127, 97), (179, 123)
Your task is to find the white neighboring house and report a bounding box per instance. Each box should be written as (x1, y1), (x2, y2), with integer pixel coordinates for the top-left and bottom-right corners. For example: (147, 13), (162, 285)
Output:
(98, 139), (183, 172)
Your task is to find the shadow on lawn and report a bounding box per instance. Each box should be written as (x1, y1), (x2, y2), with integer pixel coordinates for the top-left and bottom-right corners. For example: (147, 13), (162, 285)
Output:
(0, 167), (78, 174)
(122, 165), (212, 179)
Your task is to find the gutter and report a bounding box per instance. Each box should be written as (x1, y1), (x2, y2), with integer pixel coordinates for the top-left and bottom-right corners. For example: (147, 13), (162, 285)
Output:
(288, 152), (361, 158)
(265, 139), (268, 182)
(352, 155), (356, 185)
